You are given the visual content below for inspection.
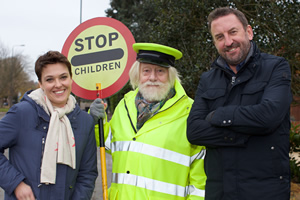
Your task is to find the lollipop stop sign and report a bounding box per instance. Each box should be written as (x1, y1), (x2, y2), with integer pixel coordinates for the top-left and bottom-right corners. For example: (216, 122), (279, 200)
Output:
(62, 17), (136, 100)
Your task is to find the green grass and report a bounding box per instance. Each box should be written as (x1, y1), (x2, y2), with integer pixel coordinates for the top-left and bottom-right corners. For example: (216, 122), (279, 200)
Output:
(0, 107), (9, 112)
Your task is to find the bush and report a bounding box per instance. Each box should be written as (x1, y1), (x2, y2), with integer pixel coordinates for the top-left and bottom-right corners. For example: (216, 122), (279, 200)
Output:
(290, 122), (300, 183)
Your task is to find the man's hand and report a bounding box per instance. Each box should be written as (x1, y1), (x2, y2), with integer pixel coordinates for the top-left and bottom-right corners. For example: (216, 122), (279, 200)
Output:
(205, 110), (215, 122)
(14, 181), (35, 200)
(90, 98), (107, 124)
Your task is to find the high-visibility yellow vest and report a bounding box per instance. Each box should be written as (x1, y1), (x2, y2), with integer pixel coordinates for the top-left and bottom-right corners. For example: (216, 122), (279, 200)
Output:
(96, 80), (206, 200)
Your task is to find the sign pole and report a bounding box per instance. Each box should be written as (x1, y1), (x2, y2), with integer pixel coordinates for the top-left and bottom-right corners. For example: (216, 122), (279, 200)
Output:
(96, 83), (108, 200)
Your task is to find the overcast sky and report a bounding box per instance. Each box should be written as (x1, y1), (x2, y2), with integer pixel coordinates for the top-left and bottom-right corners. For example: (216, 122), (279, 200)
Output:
(0, 0), (111, 81)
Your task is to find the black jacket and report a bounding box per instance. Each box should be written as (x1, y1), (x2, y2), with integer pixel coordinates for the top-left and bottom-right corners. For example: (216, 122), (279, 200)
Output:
(187, 42), (292, 200)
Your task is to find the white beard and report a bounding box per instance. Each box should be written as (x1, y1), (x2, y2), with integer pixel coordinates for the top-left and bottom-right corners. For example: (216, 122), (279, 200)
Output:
(138, 81), (172, 102)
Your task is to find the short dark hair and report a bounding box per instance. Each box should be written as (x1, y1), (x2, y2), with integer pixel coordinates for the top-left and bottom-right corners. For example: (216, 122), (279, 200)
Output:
(208, 7), (249, 33)
(35, 51), (72, 82)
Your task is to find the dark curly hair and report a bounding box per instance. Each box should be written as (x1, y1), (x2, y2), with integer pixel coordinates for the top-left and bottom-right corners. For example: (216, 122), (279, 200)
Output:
(208, 7), (249, 34)
(35, 51), (72, 82)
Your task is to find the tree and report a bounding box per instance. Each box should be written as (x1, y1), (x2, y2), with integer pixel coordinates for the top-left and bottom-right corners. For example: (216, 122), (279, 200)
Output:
(105, 0), (300, 101)
(0, 44), (35, 107)
(234, 0), (300, 96)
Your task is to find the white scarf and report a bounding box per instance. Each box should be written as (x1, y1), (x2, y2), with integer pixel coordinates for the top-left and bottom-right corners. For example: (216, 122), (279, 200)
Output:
(28, 88), (76, 184)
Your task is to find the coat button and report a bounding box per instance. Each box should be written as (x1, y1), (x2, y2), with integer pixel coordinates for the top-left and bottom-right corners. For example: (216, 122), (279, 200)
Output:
(126, 171), (130, 174)
(271, 146), (275, 150)
(223, 120), (226, 124)
(228, 120), (231, 123)
(133, 138), (136, 141)
(43, 126), (47, 130)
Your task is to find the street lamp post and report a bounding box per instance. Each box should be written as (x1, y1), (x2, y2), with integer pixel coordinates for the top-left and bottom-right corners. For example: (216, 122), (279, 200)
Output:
(12, 44), (25, 58)
(80, 0), (82, 24)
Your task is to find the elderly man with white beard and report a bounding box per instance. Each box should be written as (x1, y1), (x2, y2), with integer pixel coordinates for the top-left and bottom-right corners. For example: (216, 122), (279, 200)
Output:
(90, 43), (206, 200)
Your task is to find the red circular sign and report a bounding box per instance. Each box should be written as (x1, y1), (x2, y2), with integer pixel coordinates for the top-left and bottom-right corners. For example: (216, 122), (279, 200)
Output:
(62, 17), (136, 100)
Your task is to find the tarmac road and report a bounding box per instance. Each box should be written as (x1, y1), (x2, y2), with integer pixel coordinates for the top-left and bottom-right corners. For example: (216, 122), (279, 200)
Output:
(0, 112), (112, 200)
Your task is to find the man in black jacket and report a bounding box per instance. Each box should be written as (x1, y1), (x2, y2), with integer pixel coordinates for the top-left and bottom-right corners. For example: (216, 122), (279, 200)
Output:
(187, 7), (292, 200)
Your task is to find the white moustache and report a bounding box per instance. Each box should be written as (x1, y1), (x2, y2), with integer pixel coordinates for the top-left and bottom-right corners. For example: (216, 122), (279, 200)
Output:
(143, 81), (164, 86)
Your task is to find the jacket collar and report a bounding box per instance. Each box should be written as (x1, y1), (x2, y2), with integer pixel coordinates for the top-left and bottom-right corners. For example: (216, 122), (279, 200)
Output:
(123, 80), (188, 134)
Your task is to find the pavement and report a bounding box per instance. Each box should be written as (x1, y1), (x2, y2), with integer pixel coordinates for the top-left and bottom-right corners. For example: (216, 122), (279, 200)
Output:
(0, 112), (112, 199)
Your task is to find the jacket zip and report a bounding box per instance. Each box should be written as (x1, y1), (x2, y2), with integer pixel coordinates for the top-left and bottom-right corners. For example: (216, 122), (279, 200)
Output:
(38, 137), (45, 188)
(231, 76), (236, 85)
(41, 137), (45, 161)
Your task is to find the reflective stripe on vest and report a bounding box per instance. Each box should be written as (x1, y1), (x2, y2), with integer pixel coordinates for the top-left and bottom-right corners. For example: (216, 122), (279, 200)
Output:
(112, 173), (205, 197)
(105, 129), (112, 150)
(191, 147), (206, 162)
(111, 141), (205, 166)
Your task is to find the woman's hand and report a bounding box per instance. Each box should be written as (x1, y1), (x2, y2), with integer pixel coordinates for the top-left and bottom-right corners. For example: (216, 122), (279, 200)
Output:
(14, 181), (35, 200)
